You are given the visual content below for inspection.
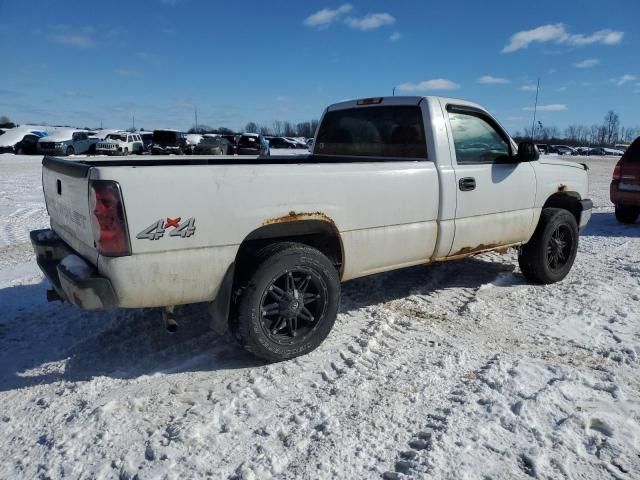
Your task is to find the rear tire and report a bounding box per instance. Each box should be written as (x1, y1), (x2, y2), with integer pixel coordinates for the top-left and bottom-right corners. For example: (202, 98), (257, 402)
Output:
(615, 205), (640, 224)
(232, 242), (340, 362)
(518, 208), (579, 284)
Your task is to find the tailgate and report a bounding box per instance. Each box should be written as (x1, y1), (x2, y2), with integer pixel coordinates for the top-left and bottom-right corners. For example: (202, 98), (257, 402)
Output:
(620, 159), (640, 187)
(42, 157), (98, 264)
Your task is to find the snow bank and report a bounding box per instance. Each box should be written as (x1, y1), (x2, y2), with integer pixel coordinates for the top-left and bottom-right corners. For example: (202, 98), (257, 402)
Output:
(0, 155), (638, 479)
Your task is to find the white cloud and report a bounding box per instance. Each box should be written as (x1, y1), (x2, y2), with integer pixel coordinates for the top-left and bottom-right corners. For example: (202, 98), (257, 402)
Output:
(397, 79), (460, 92)
(303, 4), (353, 28)
(51, 33), (94, 48)
(574, 58), (600, 68)
(346, 13), (395, 31)
(568, 30), (623, 46)
(611, 74), (636, 86)
(477, 75), (510, 84)
(115, 68), (141, 77)
(389, 32), (401, 42)
(523, 104), (567, 112)
(502, 23), (623, 53)
(520, 85), (537, 91)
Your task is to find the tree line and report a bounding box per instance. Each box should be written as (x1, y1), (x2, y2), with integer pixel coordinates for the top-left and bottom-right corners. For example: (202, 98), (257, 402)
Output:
(189, 119), (320, 138)
(513, 110), (639, 147)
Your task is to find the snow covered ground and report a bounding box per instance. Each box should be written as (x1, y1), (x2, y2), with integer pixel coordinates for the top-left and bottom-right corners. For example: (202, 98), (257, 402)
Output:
(0, 153), (638, 479)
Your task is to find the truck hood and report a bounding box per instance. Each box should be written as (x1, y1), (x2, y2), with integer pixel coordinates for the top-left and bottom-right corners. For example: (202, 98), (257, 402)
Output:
(538, 157), (586, 170)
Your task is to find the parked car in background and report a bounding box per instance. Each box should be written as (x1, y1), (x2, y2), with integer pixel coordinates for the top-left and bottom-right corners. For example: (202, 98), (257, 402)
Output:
(589, 147), (624, 156)
(193, 134), (231, 155)
(38, 129), (98, 156)
(606, 148), (625, 156)
(535, 144), (549, 154)
(610, 137), (640, 223)
(219, 134), (238, 155)
(0, 128), (47, 154)
(284, 137), (310, 149)
(615, 144), (630, 152)
(185, 134), (204, 154)
(96, 132), (144, 155)
(140, 132), (153, 152)
(237, 133), (269, 155)
(575, 147), (590, 155)
(550, 145), (576, 155)
(89, 129), (121, 141)
(151, 130), (188, 155)
(267, 137), (299, 149)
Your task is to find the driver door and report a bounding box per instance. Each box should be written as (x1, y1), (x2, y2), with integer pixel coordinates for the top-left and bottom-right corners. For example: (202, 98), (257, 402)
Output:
(444, 104), (536, 256)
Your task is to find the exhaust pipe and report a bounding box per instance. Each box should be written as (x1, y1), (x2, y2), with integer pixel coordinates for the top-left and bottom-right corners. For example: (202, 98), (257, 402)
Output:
(46, 289), (63, 302)
(162, 306), (178, 333)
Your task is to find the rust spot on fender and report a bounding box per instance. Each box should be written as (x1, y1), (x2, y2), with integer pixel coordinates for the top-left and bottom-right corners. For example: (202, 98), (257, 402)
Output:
(263, 211), (337, 230)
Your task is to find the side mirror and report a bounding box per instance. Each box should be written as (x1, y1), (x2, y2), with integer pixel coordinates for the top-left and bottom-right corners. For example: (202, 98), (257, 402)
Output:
(517, 141), (540, 162)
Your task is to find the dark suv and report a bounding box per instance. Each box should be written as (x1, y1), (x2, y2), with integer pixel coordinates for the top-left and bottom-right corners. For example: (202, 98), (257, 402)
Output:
(610, 136), (640, 223)
(151, 130), (188, 155)
(237, 134), (269, 156)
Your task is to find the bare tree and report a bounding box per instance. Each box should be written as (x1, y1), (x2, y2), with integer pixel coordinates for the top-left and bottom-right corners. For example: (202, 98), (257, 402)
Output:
(283, 121), (296, 137)
(603, 110), (620, 146)
(271, 120), (284, 136)
(259, 125), (271, 136)
(244, 122), (259, 133)
(296, 122), (312, 138)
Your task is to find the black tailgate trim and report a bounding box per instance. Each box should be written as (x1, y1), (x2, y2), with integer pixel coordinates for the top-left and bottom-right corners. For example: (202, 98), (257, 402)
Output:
(42, 156), (91, 178)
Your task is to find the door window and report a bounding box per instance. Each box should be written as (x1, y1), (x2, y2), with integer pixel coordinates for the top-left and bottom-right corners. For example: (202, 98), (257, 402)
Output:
(447, 110), (511, 164)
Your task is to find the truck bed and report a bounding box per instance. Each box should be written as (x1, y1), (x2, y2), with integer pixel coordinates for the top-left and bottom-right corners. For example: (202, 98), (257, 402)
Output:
(43, 153), (407, 171)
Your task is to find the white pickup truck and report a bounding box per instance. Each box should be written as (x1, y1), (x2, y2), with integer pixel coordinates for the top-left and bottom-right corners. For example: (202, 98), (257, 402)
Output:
(31, 96), (592, 361)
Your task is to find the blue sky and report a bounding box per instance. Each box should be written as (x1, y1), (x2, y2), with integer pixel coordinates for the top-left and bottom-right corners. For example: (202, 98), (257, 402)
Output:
(0, 0), (639, 133)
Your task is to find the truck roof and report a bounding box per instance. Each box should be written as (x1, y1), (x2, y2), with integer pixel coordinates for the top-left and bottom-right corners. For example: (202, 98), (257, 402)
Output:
(326, 96), (485, 112)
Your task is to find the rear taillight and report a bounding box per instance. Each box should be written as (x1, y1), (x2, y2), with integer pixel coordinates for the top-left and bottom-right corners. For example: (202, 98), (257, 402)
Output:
(89, 181), (130, 256)
(612, 164), (621, 180)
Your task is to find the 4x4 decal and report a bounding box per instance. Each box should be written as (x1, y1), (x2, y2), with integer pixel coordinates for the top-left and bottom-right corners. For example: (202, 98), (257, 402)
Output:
(137, 217), (196, 240)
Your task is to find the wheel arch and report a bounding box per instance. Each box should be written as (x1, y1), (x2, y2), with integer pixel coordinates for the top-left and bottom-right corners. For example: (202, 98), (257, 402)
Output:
(208, 216), (344, 335)
(542, 191), (582, 225)
(237, 216), (344, 275)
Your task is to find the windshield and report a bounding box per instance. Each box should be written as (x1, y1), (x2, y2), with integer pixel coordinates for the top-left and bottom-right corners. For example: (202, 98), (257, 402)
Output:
(239, 135), (259, 146)
(315, 106), (427, 158)
(153, 130), (179, 144)
(106, 134), (127, 142)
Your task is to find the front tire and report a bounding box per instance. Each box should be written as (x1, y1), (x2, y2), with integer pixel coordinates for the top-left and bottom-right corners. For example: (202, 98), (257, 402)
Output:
(66, 146), (74, 156)
(518, 208), (579, 284)
(615, 205), (640, 224)
(233, 242), (340, 362)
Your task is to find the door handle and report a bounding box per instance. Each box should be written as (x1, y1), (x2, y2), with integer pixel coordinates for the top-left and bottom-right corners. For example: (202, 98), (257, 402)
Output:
(459, 177), (476, 191)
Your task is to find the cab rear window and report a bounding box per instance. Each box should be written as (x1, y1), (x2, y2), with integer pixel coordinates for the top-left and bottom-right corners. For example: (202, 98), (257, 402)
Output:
(315, 106), (427, 159)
